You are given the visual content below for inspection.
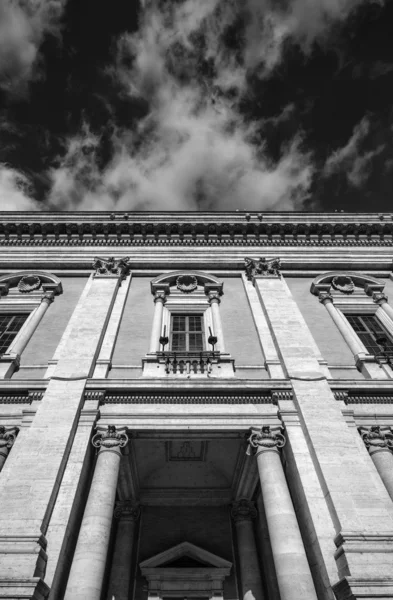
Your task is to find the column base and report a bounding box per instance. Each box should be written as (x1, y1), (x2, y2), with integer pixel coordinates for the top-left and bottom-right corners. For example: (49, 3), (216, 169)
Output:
(0, 578), (49, 600)
(333, 576), (393, 599)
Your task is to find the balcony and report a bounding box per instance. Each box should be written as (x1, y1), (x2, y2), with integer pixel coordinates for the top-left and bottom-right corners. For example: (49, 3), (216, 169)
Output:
(142, 351), (235, 378)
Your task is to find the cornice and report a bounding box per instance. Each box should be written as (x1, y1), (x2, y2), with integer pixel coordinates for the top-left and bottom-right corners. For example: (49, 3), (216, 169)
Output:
(1, 212), (393, 248)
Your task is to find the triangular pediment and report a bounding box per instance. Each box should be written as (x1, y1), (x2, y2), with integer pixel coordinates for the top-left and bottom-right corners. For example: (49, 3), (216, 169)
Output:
(139, 541), (232, 569)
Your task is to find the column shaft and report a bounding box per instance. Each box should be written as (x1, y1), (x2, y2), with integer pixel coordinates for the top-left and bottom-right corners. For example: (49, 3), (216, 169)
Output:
(235, 520), (264, 600)
(149, 297), (165, 352)
(249, 426), (317, 600)
(360, 426), (393, 501)
(107, 504), (139, 600)
(64, 428), (127, 600)
(369, 449), (393, 500)
(210, 299), (225, 353)
(380, 301), (393, 322)
(11, 293), (54, 356)
(232, 500), (264, 600)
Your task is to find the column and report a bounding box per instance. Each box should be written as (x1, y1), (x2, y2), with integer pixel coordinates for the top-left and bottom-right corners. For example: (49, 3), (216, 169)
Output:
(207, 290), (226, 353)
(12, 292), (54, 355)
(107, 502), (140, 600)
(359, 426), (393, 500)
(319, 291), (386, 379)
(149, 291), (167, 352)
(64, 425), (128, 600)
(0, 292), (55, 379)
(248, 426), (318, 600)
(373, 291), (393, 322)
(0, 427), (17, 472)
(231, 499), (265, 600)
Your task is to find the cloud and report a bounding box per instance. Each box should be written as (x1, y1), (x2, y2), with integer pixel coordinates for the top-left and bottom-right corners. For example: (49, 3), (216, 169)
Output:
(323, 116), (385, 187)
(5, 0), (380, 211)
(46, 0), (314, 211)
(0, 0), (67, 95)
(0, 164), (40, 210)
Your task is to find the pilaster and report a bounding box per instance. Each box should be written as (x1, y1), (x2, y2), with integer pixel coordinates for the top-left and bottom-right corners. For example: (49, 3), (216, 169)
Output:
(0, 257), (128, 597)
(252, 264), (393, 598)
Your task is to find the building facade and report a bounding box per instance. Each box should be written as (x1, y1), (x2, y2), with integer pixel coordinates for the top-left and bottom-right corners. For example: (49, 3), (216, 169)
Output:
(0, 211), (393, 600)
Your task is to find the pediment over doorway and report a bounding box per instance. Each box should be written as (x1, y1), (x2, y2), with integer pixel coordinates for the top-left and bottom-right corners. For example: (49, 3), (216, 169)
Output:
(140, 541), (232, 570)
(140, 542), (232, 599)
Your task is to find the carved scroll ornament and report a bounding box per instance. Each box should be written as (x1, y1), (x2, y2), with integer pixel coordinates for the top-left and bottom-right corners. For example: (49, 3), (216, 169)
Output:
(92, 425), (128, 451)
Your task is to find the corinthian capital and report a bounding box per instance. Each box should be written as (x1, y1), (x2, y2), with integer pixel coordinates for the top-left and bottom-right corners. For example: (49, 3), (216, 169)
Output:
(92, 425), (128, 452)
(153, 290), (167, 304)
(359, 425), (393, 453)
(0, 426), (18, 451)
(247, 425), (286, 455)
(93, 256), (130, 278)
(372, 291), (388, 305)
(231, 499), (257, 522)
(245, 257), (281, 280)
(318, 291), (333, 304)
(114, 501), (140, 521)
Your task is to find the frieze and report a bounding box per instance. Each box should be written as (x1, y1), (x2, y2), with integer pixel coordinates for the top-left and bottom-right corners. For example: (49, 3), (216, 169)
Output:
(91, 392), (275, 404)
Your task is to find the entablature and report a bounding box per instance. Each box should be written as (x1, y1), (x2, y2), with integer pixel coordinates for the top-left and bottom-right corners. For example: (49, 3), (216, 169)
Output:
(1, 211), (393, 249)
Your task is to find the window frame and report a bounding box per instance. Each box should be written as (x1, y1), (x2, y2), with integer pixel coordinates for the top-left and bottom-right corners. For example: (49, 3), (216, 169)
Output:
(160, 296), (213, 354)
(0, 313), (30, 356)
(170, 313), (205, 352)
(344, 313), (393, 356)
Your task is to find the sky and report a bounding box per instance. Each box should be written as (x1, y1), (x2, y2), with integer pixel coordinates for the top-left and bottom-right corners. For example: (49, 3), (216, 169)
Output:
(0, 0), (392, 212)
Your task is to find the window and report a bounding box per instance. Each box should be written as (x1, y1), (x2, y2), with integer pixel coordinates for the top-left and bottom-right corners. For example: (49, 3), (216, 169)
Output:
(346, 314), (393, 355)
(0, 314), (29, 356)
(171, 314), (204, 352)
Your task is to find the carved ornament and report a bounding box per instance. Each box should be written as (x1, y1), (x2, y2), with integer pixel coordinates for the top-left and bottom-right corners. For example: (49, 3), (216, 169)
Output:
(231, 499), (257, 522)
(331, 275), (355, 294)
(18, 275), (41, 293)
(0, 426), (18, 452)
(92, 425), (128, 451)
(176, 274), (198, 293)
(372, 292), (388, 305)
(359, 426), (393, 452)
(154, 290), (167, 304)
(114, 501), (140, 521)
(318, 291), (333, 304)
(93, 256), (129, 277)
(244, 257), (281, 280)
(247, 425), (286, 455)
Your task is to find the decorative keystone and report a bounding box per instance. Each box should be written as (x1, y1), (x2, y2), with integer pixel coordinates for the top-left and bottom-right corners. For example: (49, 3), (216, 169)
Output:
(359, 425), (393, 454)
(247, 425), (286, 455)
(114, 501), (141, 521)
(244, 257), (281, 280)
(93, 256), (130, 278)
(231, 499), (257, 522)
(92, 425), (128, 452)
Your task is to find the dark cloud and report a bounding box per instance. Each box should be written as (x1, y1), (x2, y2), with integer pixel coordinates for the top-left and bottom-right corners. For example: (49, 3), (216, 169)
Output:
(0, 0), (393, 211)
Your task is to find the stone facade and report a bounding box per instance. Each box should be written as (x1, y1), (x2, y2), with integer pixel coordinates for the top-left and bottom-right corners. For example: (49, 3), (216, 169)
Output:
(0, 211), (393, 600)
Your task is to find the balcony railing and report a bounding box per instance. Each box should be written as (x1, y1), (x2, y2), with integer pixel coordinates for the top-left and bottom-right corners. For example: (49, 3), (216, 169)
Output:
(142, 350), (235, 377)
(157, 351), (219, 375)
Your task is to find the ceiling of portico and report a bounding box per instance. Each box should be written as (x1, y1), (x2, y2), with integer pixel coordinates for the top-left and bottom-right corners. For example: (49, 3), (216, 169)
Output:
(119, 435), (255, 507)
